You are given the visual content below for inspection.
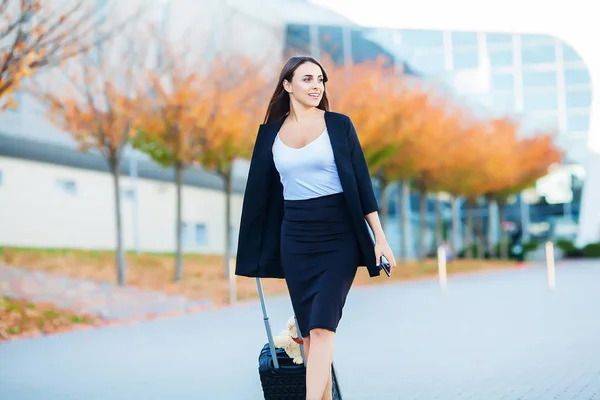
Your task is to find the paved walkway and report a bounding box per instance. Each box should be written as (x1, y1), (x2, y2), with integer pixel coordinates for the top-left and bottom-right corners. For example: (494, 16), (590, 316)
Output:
(1, 260), (599, 399)
(0, 264), (211, 320)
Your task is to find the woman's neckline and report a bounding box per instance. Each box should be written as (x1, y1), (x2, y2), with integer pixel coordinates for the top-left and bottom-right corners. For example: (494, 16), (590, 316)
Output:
(276, 128), (327, 151)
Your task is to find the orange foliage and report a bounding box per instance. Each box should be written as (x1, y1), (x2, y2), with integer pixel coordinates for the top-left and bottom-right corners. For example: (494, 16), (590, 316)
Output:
(325, 59), (472, 192)
(322, 58), (564, 200)
(133, 69), (209, 168)
(196, 57), (270, 176)
(429, 114), (563, 201)
(492, 131), (564, 201)
(32, 38), (148, 159)
(45, 83), (142, 156)
(1, 0), (132, 111)
(326, 59), (405, 172)
(394, 97), (465, 192)
(134, 49), (268, 174)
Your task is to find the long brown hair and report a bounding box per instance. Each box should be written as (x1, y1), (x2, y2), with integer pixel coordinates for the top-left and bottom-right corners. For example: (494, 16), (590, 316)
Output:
(263, 56), (330, 124)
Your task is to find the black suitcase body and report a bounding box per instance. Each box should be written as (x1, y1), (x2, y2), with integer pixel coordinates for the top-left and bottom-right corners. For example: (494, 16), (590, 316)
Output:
(255, 278), (343, 399)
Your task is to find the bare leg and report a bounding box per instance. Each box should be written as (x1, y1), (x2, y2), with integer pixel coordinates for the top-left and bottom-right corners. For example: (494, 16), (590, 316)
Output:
(303, 336), (310, 363)
(305, 328), (335, 400)
(303, 336), (332, 400)
(321, 372), (332, 400)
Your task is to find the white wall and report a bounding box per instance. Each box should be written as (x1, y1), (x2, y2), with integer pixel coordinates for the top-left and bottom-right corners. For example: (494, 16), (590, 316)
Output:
(0, 157), (244, 253)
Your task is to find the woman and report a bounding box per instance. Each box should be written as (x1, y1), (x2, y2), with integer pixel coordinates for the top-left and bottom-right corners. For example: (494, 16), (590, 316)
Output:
(235, 56), (397, 400)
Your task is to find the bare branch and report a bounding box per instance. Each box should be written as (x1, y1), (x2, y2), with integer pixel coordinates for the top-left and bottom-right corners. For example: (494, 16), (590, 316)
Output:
(1, 0), (152, 109)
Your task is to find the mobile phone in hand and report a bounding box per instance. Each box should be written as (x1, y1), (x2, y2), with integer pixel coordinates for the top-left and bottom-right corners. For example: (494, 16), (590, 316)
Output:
(379, 255), (391, 277)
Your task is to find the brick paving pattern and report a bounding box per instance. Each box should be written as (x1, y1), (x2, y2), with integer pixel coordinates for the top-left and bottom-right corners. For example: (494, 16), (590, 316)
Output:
(0, 264), (211, 320)
(0, 260), (599, 399)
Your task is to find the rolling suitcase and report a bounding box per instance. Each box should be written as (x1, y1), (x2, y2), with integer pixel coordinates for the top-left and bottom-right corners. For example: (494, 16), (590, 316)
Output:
(256, 277), (343, 399)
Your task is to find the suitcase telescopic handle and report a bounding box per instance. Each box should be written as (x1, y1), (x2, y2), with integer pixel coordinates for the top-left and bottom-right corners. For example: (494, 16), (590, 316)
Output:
(256, 277), (281, 369)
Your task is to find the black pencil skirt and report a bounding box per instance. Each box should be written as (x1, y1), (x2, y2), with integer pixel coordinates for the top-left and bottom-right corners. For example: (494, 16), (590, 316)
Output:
(280, 192), (360, 339)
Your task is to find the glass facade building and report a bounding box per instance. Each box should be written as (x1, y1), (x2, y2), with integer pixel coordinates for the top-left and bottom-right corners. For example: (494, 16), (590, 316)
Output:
(283, 24), (592, 255)
(285, 26), (591, 166)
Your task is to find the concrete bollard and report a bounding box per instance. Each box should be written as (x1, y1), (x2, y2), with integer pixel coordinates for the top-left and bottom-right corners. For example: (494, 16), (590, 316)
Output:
(437, 246), (447, 290)
(229, 257), (237, 304)
(545, 241), (556, 290)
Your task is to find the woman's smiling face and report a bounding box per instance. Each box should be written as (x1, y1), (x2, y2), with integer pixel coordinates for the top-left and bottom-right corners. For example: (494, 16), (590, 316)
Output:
(284, 61), (325, 108)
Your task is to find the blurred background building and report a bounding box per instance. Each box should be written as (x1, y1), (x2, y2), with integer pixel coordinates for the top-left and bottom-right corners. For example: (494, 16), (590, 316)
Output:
(0, 0), (596, 258)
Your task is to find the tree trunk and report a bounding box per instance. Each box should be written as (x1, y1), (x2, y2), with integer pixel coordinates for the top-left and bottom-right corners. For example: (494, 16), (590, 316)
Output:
(465, 200), (474, 259)
(174, 161), (184, 281)
(435, 194), (443, 248)
(398, 180), (410, 261)
(109, 154), (126, 286)
(379, 177), (388, 233)
(487, 199), (499, 259)
(418, 187), (427, 261)
(499, 203), (509, 259)
(476, 200), (485, 259)
(224, 169), (233, 279)
(451, 196), (462, 254)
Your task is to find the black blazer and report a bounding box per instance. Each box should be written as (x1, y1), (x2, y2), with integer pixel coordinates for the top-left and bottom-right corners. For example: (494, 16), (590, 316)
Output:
(234, 110), (381, 279)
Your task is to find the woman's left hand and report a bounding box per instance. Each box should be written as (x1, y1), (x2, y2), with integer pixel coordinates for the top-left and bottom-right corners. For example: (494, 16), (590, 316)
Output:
(374, 238), (397, 272)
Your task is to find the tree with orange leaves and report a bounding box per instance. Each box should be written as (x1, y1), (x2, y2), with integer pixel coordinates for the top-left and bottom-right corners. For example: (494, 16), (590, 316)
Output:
(373, 87), (465, 261)
(485, 128), (563, 258)
(406, 99), (467, 260)
(131, 54), (209, 282)
(326, 58), (402, 173)
(377, 84), (445, 260)
(30, 33), (151, 285)
(326, 58), (408, 233)
(473, 117), (524, 259)
(428, 115), (492, 259)
(0, 0), (143, 112)
(434, 115), (562, 259)
(471, 117), (521, 258)
(133, 36), (269, 280)
(196, 56), (270, 279)
(328, 59), (459, 260)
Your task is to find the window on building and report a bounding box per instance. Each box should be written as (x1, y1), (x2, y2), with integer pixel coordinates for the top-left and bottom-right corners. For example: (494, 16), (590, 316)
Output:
(180, 221), (189, 247)
(522, 71), (557, 88)
(565, 89), (592, 108)
(564, 68), (591, 86)
(562, 44), (582, 62)
(411, 51), (445, 74)
(452, 50), (478, 70)
(55, 179), (77, 195)
(566, 114), (590, 132)
(488, 49), (513, 68)
(195, 223), (208, 247)
(486, 32), (513, 47)
(285, 24), (311, 56)
(520, 34), (555, 47)
(523, 89), (559, 111)
(451, 31), (478, 48)
(521, 45), (556, 65)
(491, 73), (515, 91)
(399, 29), (444, 48)
(350, 28), (395, 67)
(318, 25), (344, 65)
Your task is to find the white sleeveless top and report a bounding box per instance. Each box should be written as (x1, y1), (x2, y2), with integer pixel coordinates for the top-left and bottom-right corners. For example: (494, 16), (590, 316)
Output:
(273, 129), (344, 200)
